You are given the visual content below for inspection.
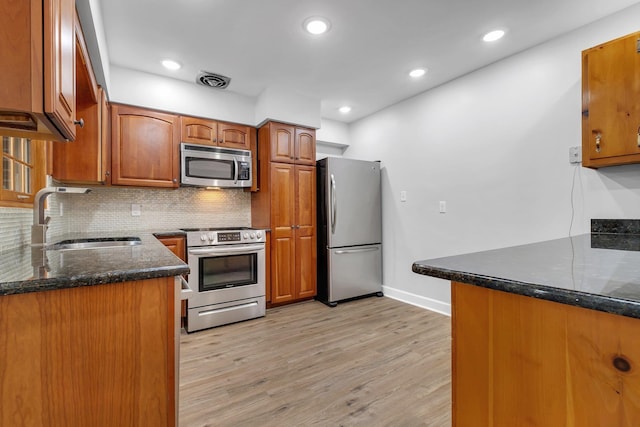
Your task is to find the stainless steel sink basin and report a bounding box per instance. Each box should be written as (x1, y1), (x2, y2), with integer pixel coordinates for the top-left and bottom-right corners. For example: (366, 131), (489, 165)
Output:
(48, 237), (142, 251)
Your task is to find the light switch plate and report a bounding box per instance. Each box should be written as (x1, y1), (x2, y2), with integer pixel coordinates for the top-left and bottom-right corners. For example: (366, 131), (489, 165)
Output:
(131, 204), (141, 217)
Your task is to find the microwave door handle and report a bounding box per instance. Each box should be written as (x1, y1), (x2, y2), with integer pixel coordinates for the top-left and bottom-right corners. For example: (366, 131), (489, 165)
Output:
(233, 158), (239, 184)
(330, 174), (337, 234)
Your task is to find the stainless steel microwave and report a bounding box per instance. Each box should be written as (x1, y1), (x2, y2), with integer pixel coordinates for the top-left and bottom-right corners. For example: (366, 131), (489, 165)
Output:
(180, 143), (252, 188)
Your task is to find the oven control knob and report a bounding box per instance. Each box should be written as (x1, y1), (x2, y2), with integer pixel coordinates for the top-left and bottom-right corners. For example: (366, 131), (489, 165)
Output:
(200, 234), (207, 242)
(250, 232), (256, 239)
(256, 231), (263, 239)
(208, 233), (215, 242)
(243, 233), (249, 240)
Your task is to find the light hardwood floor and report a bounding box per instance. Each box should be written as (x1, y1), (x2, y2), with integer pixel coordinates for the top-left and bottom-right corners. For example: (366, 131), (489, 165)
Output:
(179, 297), (451, 426)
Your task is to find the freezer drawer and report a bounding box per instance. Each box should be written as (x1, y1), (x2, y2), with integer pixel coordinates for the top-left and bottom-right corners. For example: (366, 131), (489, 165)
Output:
(328, 244), (382, 302)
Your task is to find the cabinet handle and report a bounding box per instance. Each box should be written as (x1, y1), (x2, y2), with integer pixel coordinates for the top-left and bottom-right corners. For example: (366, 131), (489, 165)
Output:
(595, 133), (601, 153)
(637, 127), (640, 148)
(74, 118), (85, 128)
(173, 178), (178, 183)
(17, 195), (29, 199)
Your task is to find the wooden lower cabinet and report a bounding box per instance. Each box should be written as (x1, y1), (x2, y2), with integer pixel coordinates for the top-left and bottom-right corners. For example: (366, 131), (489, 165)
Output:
(452, 281), (640, 426)
(0, 277), (179, 427)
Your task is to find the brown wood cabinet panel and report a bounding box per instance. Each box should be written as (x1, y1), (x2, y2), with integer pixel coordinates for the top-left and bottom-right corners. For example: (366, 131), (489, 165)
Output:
(295, 165), (316, 298)
(295, 127), (316, 165)
(44, 0), (76, 140)
(0, 277), (178, 426)
(157, 236), (186, 261)
(582, 31), (640, 168)
(0, 0), (78, 141)
(270, 122), (296, 163)
(111, 104), (179, 188)
(270, 163), (296, 304)
(452, 281), (640, 426)
(218, 121), (251, 150)
(180, 116), (217, 145)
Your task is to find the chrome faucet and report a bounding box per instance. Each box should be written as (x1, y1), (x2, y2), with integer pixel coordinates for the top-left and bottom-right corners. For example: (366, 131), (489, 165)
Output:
(31, 186), (92, 246)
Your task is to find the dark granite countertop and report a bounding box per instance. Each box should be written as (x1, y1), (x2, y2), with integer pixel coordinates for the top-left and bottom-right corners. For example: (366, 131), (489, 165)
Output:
(412, 220), (640, 319)
(0, 231), (189, 296)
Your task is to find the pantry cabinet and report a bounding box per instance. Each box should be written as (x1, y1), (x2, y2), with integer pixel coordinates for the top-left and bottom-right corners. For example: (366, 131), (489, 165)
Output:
(251, 121), (317, 306)
(180, 116), (252, 150)
(0, 0), (80, 142)
(111, 105), (180, 188)
(582, 31), (640, 168)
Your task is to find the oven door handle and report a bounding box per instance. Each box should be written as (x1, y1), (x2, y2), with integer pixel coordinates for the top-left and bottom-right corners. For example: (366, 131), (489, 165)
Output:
(188, 244), (265, 256)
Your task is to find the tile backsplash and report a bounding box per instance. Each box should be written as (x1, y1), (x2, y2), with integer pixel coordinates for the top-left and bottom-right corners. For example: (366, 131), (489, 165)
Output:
(47, 186), (251, 236)
(0, 208), (33, 250)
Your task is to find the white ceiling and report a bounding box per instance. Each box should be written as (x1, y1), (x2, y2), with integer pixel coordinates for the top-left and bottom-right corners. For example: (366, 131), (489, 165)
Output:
(98, 0), (639, 123)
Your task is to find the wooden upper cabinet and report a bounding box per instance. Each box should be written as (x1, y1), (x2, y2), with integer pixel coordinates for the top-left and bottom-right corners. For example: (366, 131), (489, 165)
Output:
(218, 121), (251, 150)
(295, 127), (316, 166)
(112, 105), (180, 188)
(180, 116), (252, 150)
(180, 116), (217, 145)
(0, 0), (79, 142)
(52, 16), (110, 185)
(266, 122), (315, 164)
(582, 31), (640, 168)
(269, 123), (296, 163)
(44, 0), (76, 141)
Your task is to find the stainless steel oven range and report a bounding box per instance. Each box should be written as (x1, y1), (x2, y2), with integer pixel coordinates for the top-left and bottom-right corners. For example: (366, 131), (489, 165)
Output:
(182, 227), (266, 332)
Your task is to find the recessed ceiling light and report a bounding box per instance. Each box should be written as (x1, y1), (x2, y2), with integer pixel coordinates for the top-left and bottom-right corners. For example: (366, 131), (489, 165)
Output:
(339, 106), (352, 114)
(409, 68), (427, 78)
(483, 30), (505, 42)
(304, 17), (330, 35)
(162, 59), (181, 70)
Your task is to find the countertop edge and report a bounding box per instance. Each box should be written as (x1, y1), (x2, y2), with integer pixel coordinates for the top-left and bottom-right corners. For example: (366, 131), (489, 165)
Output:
(412, 262), (640, 320)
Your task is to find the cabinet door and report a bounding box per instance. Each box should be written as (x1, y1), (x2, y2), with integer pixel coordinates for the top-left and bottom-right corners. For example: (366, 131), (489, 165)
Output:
(181, 116), (217, 145)
(269, 123), (295, 163)
(294, 165), (317, 299)
(295, 127), (316, 166)
(583, 32), (640, 167)
(270, 163), (296, 304)
(218, 122), (251, 150)
(111, 105), (180, 188)
(44, 0), (76, 141)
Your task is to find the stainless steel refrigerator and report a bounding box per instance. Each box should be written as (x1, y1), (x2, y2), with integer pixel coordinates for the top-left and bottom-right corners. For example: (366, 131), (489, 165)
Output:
(316, 157), (383, 307)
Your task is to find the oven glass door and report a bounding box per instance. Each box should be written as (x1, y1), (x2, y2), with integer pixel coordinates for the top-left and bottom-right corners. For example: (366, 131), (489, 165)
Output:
(185, 156), (235, 181)
(199, 253), (257, 292)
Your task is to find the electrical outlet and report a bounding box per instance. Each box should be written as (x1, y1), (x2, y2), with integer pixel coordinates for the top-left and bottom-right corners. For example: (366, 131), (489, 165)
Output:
(131, 204), (141, 217)
(569, 146), (582, 164)
(439, 201), (447, 213)
(59, 202), (64, 217)
(400, 191), (407, 202)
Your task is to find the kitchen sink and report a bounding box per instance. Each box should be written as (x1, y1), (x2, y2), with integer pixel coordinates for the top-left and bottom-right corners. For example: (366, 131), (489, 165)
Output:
(47, 237), (142, 251)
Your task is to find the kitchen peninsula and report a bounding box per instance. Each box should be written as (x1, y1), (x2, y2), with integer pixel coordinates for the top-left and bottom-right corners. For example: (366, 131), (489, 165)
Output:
(413, 220), (640, 426)
(0, 232), (189, 427)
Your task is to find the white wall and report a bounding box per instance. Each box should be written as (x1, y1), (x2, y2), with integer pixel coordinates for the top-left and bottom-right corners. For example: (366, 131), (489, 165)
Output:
(345, 4), (640, 315)
(109, 66), (257, 125)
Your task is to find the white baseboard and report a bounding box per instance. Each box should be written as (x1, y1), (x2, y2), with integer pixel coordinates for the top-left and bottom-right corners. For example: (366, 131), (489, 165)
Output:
(382, 285), (451, 316)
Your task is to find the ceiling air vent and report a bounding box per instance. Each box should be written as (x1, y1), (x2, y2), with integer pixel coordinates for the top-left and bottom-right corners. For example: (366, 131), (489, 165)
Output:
(196, 71), (231, 89)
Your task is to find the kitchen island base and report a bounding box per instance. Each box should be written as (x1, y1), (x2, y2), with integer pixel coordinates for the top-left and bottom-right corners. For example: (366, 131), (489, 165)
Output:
(453, 281), (640, 426)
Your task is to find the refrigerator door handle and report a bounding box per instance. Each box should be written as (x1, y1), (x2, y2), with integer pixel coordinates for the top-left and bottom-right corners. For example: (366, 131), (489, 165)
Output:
(334, 247), (380, 255)
(330, 173), (337, 234)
